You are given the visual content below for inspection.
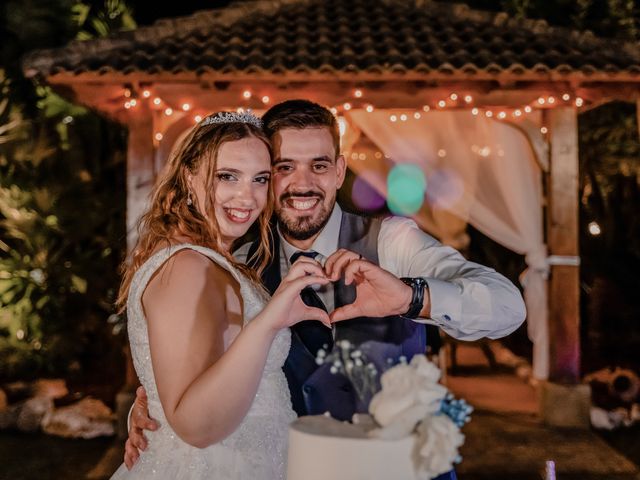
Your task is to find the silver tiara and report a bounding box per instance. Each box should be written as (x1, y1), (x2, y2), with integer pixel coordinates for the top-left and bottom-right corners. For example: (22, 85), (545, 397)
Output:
(200, 111), (262, 129)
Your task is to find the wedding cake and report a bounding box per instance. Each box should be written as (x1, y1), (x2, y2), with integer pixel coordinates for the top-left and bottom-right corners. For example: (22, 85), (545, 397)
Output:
(287, 414), (417, 480)
(286, 353), (470, 480)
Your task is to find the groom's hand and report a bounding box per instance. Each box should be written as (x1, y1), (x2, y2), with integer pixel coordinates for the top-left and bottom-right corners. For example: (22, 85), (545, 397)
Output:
(124, 386), (159, 470)
(324, 249), (427, 322)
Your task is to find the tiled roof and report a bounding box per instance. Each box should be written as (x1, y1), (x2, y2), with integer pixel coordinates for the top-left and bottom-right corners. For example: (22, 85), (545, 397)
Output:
(23, 0), (640, 81)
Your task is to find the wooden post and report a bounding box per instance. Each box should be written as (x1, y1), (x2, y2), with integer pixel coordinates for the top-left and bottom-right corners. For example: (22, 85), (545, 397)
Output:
(546, 107), (581, 384)
(115, 105), (155, 437)
(126, 105), (155, 252)
(636, 99), (640, 141)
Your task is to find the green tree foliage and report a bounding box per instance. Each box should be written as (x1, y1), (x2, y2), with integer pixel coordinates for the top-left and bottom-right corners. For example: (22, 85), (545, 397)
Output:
(579, 102), (640, 370)
(73, 0), (136, 40)
(442, 0), (640, 39)
(0, 1), (132, 381)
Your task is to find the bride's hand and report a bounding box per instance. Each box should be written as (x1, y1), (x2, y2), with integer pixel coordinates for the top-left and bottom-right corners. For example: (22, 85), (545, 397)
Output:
(262, 257), (331, 331)
(124, 386), (159, 469)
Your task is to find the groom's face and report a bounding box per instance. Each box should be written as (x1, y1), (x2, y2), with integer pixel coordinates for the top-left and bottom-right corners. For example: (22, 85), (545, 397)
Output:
(271, 127), (346, 242)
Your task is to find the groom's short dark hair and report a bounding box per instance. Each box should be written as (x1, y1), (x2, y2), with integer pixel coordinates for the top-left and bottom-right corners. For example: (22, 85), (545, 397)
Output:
(262, 99), (340, 156)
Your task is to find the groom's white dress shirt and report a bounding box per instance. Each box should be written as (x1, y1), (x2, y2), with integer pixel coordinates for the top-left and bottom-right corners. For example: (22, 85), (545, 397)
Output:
(235, 205), (526, 341)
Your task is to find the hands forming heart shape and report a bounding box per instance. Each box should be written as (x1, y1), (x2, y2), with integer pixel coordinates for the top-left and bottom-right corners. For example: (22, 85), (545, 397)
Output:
(304, 249), (417, 324)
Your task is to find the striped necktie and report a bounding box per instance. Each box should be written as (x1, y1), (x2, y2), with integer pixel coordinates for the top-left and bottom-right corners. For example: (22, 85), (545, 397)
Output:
(289, 251), (332, 354)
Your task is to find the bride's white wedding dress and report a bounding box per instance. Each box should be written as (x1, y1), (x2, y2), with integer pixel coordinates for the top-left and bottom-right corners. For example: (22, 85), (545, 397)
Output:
(111, 244), (296, 479)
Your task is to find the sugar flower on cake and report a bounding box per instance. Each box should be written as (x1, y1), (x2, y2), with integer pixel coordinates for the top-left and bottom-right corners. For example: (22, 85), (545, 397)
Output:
(369, 355), (448, 432)
(367, 355), (471, 479)
(414, 414), (465, 479)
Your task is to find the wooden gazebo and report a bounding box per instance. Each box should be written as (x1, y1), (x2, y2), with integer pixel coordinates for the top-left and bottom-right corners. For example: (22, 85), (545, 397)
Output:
(23, 0), (640, 425)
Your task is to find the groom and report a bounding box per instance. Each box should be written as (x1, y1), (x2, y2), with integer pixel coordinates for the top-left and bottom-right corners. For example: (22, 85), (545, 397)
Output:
(125, 100), (526, 474)
(247, 99), (525, 420)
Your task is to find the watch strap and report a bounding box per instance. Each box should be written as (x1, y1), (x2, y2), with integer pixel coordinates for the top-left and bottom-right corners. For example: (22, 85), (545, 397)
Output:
(400, 277), (427, 318)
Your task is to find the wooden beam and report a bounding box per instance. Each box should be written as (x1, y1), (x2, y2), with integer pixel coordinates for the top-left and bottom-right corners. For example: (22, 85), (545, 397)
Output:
(126, 103), (155, 252)
(546, 107), (581, 384)
(145, 82), (589, 112)
(47, 77), (640, 117)
(46, 83), (129, 123)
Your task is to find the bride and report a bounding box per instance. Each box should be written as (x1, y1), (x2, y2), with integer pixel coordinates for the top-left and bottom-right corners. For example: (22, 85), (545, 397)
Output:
(110, 111), (330, 479)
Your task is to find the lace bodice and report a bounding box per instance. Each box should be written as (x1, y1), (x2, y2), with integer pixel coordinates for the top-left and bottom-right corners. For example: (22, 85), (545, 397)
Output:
(111, 244), (296, 479)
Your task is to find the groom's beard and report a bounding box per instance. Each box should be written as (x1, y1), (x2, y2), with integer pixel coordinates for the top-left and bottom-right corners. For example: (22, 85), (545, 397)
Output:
(276, 191), (333, 241)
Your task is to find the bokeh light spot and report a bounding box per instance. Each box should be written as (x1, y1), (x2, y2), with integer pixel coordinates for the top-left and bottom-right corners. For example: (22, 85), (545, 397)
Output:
(352, 176), (386, 211)
(425, 168), (465, 210)
(387, 164), (426, 215)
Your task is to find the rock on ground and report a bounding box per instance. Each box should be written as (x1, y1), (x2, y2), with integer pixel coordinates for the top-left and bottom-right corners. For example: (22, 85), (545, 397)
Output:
(42, 397), (115, 439)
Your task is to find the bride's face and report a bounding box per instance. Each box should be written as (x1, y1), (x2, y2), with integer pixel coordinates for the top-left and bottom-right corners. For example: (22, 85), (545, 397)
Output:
(191, 136), (271, 250)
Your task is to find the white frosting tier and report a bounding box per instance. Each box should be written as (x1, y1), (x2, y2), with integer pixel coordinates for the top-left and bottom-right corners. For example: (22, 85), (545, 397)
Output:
(287, 415), (417, 480)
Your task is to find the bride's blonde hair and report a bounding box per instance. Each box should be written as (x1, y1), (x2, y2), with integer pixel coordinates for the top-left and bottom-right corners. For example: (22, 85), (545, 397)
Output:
(116, 116), (273, 312)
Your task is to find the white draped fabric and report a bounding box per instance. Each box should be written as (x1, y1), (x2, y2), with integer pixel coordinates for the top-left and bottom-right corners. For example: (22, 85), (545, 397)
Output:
(346, 110), (549, 379)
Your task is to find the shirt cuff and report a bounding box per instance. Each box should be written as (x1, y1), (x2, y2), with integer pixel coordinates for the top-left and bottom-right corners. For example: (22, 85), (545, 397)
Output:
(416, 277), (462, 326)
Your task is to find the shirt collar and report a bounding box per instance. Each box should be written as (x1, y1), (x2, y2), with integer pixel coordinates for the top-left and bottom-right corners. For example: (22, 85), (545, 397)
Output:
(279, 204), (342, 263)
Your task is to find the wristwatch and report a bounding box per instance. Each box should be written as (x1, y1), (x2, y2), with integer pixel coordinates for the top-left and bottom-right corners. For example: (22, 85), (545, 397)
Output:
(399, 277), (428, 319)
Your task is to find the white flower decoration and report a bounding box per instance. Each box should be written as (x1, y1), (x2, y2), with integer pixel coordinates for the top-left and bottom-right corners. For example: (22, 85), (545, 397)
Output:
(367, 354), (467, 478)
(412, 355), (442, 383)
(369, 355), (448, 428)
(414, 415), (465, 479)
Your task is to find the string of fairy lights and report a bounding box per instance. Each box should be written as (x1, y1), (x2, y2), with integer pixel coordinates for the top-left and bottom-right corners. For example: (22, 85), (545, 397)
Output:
(120, 86), (586, 144)
(116, 85), (603, 233)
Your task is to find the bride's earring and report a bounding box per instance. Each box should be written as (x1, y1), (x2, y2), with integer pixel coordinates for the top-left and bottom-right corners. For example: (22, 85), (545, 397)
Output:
(186, 191), (193, 206)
